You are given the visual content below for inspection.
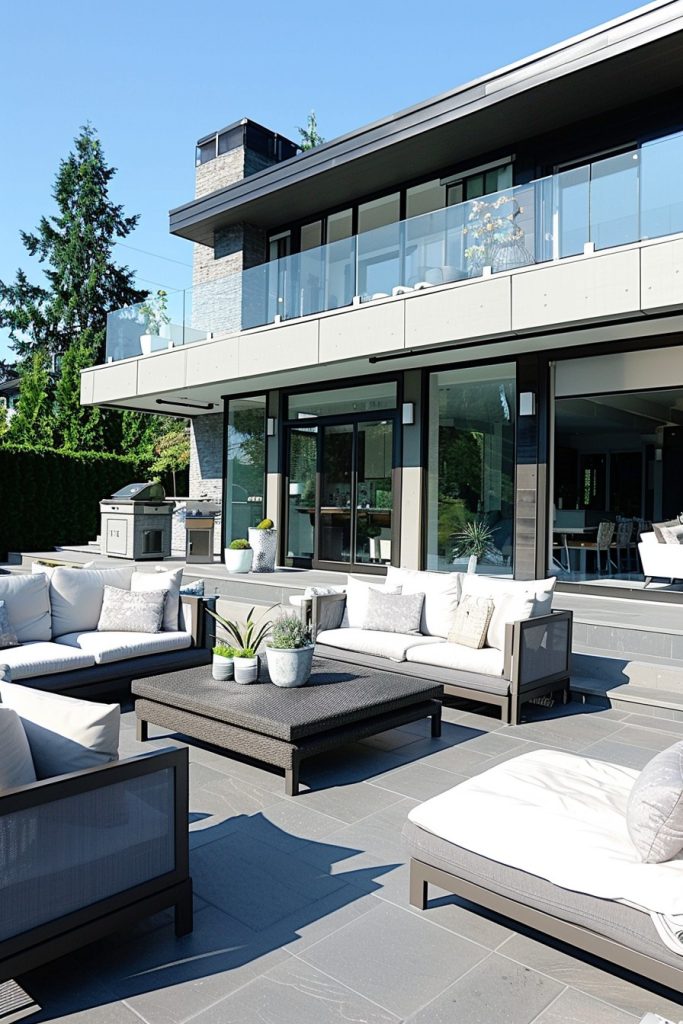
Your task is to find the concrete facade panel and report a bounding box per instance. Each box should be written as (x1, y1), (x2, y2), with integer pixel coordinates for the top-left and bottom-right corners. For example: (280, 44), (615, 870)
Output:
(511, 250), (641, 330)
(185, 338), (239, 388)
(319, 301), (404, 363)
(79, 371), (95, 406)
(91, 361), (138, 404)
(555, 343), (683, 396)
(238, 320), (318, 376)
(641, 237), (683, 312)
(137, 349), (187, 395)
(404, 277), (511, 347)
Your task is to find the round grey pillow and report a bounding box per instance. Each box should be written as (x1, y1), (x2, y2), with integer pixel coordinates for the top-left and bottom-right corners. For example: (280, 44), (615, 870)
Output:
(626, 740), (683, 863)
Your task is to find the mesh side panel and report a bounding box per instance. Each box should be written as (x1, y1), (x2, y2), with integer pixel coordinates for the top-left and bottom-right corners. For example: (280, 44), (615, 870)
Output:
(518, 618), (569, 686)
(0, 768), (175, 942)
(316, 599), (346, 633)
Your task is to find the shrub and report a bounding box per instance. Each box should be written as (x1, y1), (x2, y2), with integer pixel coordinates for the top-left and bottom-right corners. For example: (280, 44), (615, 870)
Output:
(268, 615), (312, 650)
(234, 647), (255, 658)
(229, 538), (251, 550)
(213, 643), (235, 658)
(256, 518), (274, 530)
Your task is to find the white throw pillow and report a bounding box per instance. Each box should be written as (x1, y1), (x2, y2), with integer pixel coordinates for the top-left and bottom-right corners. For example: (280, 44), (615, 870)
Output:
(49, 565), (134, 637)
(0, 574), (52, 643)
(486, 592), (536, 651)
(386, 567), (461, 637)
(98, 586), (165, 634)
(0, 707), (37, 790)
(342, 576), (401, 628)
(0, 680), (120, 779)
(130, 566), (184, 631)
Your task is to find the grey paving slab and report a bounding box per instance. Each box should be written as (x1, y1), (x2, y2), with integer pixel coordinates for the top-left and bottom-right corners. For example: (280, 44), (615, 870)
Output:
(405, 953), (564, 1023)
(609, 722), (683, 750)
(190, 957), (400, 1023)
(230, 798), (348, 852)
(400, 736), (493, 776)
(368, 761), (468, 801)
(580, 738), (657, 770)
(359, 726), (429, 751)
(531, 987), (639, 1023)
(300, 899), (488, 1018)
(624, 711), (683, 732)
(295, 778), (406, 823)
(190, 760), (284, 817)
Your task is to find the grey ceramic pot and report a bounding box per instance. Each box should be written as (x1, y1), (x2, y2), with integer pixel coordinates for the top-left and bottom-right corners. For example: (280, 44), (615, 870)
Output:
(266, 645), (314, 687)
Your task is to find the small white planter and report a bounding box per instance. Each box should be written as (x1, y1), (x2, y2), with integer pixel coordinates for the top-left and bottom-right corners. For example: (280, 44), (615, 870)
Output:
(233, 655), (259, 684)
(224, 547), (253, 573)
(249, 527), (277, 573)
(266, 645), (314, 687)
(212, 653), (234, 681)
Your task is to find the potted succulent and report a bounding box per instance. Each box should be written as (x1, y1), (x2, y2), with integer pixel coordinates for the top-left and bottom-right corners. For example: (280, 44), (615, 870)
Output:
(248, 518), (278, 573)
(224, 538), (253, 573)
(212, 642), (235, 681)
(206, 605), (273, 684)
(139, 289), (170, 355)
(452, 518), (497, 573)
(266, 616), (314, 688)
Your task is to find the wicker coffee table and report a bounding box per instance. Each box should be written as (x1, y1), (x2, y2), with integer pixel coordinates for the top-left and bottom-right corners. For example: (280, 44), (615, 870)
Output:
(132, 658), (442, 795)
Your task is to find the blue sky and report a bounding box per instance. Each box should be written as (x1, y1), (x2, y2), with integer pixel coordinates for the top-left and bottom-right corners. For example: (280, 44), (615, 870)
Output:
(0, 0), (642, 362)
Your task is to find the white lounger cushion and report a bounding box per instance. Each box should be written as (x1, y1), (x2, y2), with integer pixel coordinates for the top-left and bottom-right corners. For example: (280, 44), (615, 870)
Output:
(49, 566), (134, 637)
(386, 567), (461, 638)
(409, 749), (683, 917)
(0, 574), (52, 643)
(56, 630), (192, 665)
(0, 641), (96, 679)
(317, 628), (441, 663)
(405, 641), (505, 677)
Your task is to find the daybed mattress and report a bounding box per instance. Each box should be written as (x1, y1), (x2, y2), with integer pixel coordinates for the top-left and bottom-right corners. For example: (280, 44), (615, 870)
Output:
(402, 819), (683, 971)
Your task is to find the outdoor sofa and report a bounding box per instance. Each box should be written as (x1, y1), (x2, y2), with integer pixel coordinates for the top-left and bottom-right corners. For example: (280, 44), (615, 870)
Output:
(0, 672), (192, 983)
(308, 568), (572, 725)
(0, 565), (212, 698)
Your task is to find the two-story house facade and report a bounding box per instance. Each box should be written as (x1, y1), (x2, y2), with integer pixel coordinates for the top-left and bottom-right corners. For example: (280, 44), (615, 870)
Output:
(82, 1), (683, 596)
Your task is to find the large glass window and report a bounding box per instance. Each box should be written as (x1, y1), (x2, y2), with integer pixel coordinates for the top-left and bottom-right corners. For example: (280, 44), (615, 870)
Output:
(287, 382), (397, 419)
(224, 396), (266, 546)
(427, 365), (516, 574)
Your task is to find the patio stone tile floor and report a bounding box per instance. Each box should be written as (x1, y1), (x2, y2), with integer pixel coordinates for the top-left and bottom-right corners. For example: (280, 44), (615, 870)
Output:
(11, 698), (683, 1023)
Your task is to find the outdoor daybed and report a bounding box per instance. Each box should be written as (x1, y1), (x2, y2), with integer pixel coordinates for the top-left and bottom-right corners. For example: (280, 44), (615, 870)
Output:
(0, 566), (212, 698)
(404, 745), (683, 992)
(309, 568), (572, 724)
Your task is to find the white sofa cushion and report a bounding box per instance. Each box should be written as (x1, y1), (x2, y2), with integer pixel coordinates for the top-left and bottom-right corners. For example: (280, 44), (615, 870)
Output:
(342, 576), (401, 628)
(486, 592), (536, 652)
(317, 628), (441, 663)
(0, 707), (37, 790)
(406, 641), (505, 677)
(0, 574), (52, 643)
(0, 601), (19, 650)
(132, 566), (184, 631)
(0, 680), (120, 778)
(386, 567), (461, 638)
(56, 629), (192, 665)
(0, 641), (96, 679)
(49, 565), (134, 637)
(460, 573), (556, 617)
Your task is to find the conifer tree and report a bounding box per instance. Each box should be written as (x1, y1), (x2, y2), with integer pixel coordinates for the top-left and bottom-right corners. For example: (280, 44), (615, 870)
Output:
(8, 350), (54, 446)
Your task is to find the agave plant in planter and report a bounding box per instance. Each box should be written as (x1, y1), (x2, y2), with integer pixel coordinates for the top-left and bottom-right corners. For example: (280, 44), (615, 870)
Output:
(224, 538), (252, 574)
(452, 518), (497, 573)
(248, 518), (277, 573)
(206, 605), (273, 684)
(266, 616), (314, 687)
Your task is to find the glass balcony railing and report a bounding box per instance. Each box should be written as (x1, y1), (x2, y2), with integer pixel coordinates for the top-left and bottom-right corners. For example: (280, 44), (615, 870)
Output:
(105, 131), (683, 363)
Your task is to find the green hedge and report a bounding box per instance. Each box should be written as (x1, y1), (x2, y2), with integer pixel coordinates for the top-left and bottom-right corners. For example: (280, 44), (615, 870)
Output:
(0, 445), (147, 558)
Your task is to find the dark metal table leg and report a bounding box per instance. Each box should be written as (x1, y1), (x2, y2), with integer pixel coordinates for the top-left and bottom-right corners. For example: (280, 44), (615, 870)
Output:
(136, 716), (148, 742)
(431, 706), (442, 738)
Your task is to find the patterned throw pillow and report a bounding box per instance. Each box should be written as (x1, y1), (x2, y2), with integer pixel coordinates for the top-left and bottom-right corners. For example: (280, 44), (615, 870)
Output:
(448, 595), (495, 650)
(97, 585), (165, 634)
(627, 740), (683, 863)
(363, 588), (425, 635)
(180, 578), (205, 597)
(0, 601), (19, 651)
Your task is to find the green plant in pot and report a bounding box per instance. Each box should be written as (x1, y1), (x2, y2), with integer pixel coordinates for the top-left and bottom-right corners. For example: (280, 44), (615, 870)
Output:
(207, 605), (273, 683)
(248, 518), (278, 573)
(452, 518), (497, 573)
(212, 642), (235, 681)
(266, 615), (314, 688)
(224, 537), (252, 574)
(139, 289), (170, 355)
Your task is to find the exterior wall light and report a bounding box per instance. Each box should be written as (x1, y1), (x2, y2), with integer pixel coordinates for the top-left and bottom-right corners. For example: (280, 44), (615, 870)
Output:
(267, 417), (277, 436)
(401, 402), (415, 425)
(519, 392), (536, 417)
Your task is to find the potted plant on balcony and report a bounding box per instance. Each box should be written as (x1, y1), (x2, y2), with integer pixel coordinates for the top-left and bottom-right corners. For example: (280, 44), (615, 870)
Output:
(212, 642), (235, 681)
(224, 538), (253, 573)
(139, 289), (170, 355)
(248, 518), (278, 573)
(265, 616), (314, 687)
(206, 605), (273, 684)
(452, 518), (497, 573)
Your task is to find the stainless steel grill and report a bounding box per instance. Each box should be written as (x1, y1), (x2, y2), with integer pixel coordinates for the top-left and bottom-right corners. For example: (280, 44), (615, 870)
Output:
(100, 482), (175, 560)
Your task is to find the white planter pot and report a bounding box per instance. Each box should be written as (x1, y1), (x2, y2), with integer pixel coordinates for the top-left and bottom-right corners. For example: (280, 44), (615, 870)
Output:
(233, 655), (259, 684)
(212, 653), (234, 681)
(140, 333), (155, 356)
(467, 554), (478, 574)
(266, 645), (314, 687)
(248, 528), (278, 573)
(224, 547), (253, 573)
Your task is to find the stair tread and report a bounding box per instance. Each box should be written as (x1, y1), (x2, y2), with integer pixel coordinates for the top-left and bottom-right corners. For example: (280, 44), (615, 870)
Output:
(572, 676), (683, 710)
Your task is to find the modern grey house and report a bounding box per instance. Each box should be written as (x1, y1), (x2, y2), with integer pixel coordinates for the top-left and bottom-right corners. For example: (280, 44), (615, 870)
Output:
(83, 0), (683, 599)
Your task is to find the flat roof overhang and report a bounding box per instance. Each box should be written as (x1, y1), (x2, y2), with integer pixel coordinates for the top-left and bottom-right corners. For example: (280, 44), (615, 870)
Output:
(170, 2), (683, 246)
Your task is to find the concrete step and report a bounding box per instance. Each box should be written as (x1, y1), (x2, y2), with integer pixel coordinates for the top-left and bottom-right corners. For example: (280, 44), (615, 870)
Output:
(572, 675), (683, 718)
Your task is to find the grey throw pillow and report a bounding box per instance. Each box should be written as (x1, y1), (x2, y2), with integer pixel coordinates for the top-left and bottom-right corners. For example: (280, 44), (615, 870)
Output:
(0, 601), (19, 651)
(448, 595), (495, 649)
(363, 588), (425, 635)
(627, 740), (683, 863)
(652, 520), (682, 543)
(97, 585), (165, 634)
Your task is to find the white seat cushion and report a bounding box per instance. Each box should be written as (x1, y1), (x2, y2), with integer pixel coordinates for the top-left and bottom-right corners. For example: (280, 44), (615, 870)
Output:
(460, 573), (556, 617)
(386, 567), (461, 637)
(56, 630), (192, 665)
(0, 641), (96, 679)
(131, 566), (184, 631)
(406, 641), (505, 677)
(49, 566), (134, 637)
(317, 628), (441, 663)
(0, 574), (52, 642)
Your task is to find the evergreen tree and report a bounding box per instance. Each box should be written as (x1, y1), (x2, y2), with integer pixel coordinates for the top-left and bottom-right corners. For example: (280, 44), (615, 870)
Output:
(297, 111), (325, 151)
(8, 350), (54, 446)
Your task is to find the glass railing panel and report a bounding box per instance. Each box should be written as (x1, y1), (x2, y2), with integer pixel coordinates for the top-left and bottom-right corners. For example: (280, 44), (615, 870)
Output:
(641, 131), (683, 240)
(554, 165), (590, 258)
(590, 150), (639, 250)
(357, 221), (401, 298)
(105, 290), (186, 362)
